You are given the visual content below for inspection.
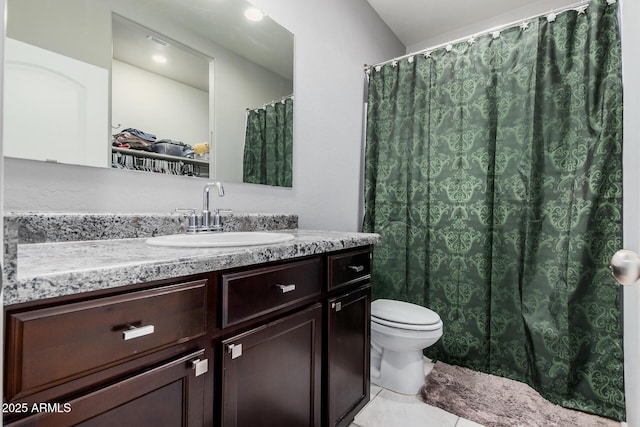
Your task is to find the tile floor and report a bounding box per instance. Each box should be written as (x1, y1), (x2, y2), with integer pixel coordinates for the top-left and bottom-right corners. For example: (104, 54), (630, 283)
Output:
(351, 358), (626, 427)
(351, 358), (485, 427)
(351, 383), (485, 427)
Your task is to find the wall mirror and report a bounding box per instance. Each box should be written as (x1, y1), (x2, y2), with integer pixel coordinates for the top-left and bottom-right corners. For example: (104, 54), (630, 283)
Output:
(3, 0), (294, 187)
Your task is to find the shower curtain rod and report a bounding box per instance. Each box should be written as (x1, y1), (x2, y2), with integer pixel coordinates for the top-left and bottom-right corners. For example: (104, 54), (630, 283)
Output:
(247, 94), (294, 111)
(364, 0), (598, 70)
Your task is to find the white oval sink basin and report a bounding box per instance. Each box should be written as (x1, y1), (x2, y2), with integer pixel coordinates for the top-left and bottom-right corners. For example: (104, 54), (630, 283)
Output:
(145, 231), (295, 248)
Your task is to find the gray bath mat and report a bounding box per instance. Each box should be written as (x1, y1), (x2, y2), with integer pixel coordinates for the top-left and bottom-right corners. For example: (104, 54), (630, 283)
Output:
(419, 362), (620, 427)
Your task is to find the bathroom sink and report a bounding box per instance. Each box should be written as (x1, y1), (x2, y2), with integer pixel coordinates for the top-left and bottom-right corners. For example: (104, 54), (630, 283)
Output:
(145, 231), (295, 248)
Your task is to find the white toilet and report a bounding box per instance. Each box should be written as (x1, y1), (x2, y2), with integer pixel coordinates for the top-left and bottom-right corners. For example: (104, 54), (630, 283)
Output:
(370, 299), (443, 394)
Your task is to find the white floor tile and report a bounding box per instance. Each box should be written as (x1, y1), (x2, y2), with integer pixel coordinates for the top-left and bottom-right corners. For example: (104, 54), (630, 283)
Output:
(353, 383), (385, 420)
(353, 389), (459, 427)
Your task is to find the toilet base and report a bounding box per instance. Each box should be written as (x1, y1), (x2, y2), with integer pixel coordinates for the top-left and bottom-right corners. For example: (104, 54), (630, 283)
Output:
(371, 348), (425, 395)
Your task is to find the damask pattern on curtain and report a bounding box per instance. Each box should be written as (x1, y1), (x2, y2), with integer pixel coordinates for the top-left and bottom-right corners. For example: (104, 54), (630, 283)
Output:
(243, 97), (293, 187)
(363, 0), (624, 420)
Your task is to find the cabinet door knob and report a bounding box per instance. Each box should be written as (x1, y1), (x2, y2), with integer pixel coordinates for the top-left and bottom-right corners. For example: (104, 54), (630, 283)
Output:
(348, 265), (364, 273)
(122, 324), (155, 341)
(191, 358), (209, 377)
(227, 343), (243, 359)
(331, 301), (342, 312)
(276, 283), (296, 293)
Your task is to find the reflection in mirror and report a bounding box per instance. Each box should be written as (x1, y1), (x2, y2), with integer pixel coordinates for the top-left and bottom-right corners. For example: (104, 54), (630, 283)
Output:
(111, 15), (212, 178)
(4, 36), (109, 167)
(243, 96), (293, 187)
(3, 0), (294, 186)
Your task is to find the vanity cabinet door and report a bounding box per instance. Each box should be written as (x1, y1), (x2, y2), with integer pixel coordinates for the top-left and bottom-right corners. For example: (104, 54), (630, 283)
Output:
(5, 349), (208, 427)
(326, 285), (371, 427)
(220, 304), (322, 427)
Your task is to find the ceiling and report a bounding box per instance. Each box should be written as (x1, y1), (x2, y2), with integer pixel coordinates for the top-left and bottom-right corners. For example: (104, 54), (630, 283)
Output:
(111, 0), (294, 92)
(365, 0), (581, 49)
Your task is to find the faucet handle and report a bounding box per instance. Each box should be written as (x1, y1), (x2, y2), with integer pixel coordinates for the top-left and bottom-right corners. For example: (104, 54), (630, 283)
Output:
(175, 208), (199, 233)
(212, 209), (233, 229)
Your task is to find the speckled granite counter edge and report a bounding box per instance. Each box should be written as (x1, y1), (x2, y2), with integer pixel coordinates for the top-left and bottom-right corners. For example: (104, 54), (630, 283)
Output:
(4, 212), (298, 242)
(4, 231), (380, 306)
(3, 212), (298, 284)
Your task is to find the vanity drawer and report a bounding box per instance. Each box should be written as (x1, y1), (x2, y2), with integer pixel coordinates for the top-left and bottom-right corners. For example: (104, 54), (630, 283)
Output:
(6, 279), (207, 399)
(327, 248), (371, 291)
(221, 258), (322, 328)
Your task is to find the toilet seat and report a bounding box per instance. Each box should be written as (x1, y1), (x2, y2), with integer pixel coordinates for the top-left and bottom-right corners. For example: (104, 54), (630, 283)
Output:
(371, 299), (442, 331)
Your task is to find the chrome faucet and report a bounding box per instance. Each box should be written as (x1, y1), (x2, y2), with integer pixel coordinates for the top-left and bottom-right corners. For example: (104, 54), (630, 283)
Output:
(176, 181), (226, 233)
(201, 181), (225, 232)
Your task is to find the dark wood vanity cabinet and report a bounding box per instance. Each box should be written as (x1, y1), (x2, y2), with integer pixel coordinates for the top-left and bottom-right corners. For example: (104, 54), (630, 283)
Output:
(3, 279), (212, 427)
(216, 249), (371, 427)
(218, 257), (324, 427)
(4, 245), (373, 427)
(326, 286), (371, 427)
(325, 249), (371, 427)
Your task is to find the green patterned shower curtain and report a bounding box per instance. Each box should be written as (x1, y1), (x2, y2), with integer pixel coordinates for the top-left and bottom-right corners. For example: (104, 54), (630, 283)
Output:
(363, 0), (624, 420)
(243, 97), (293, 187)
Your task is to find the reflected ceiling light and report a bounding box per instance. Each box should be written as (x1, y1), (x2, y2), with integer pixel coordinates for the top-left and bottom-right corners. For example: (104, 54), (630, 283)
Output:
(244, 7), (264, 22)
(152, 54), (168, 64)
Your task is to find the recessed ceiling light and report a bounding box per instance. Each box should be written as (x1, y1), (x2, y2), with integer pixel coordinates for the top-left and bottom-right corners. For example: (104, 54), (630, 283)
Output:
(244, 7), (264, 22)
(152, 54), (168, 64)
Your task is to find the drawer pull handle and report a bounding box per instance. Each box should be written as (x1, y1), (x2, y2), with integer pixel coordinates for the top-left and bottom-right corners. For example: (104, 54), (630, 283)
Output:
(276, 284), (296, 293)
(123, 325), (155, 341)
(348, 265), (365, 273)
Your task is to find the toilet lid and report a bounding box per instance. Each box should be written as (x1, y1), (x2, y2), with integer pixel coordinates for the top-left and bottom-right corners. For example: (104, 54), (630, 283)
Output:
(371, 299), (441, 326)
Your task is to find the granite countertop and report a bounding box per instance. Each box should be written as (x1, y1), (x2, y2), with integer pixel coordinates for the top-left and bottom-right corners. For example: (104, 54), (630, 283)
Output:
(5, 229), (380, 306)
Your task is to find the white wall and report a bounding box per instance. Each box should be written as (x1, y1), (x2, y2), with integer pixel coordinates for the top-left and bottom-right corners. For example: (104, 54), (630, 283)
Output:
(2, 0), (404, 231)
(112, 60), (208, 146)
(621, 0), (640, 425)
